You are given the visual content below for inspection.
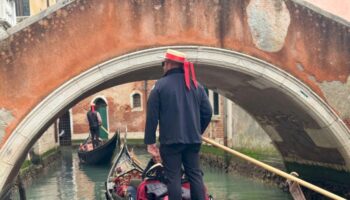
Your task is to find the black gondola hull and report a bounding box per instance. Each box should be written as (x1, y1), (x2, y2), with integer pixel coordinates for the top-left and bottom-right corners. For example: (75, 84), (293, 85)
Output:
(78, 133), (117, 165)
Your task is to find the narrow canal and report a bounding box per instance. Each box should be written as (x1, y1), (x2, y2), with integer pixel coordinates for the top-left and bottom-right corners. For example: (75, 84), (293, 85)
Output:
(19, 147), (292, 200)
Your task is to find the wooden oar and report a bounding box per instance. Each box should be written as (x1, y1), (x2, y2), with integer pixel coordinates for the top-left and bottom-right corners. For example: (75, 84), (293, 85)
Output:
(101, 125), (109, 134)
(202, 136), (346, 200)
(130, 148), (143, 166)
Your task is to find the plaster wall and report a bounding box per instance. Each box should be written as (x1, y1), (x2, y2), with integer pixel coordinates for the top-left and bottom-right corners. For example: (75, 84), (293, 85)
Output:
(32, 124), (58, 155)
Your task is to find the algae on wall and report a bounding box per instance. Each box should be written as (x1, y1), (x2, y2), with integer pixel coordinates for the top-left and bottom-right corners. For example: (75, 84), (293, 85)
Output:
(230, 101), (277, 155)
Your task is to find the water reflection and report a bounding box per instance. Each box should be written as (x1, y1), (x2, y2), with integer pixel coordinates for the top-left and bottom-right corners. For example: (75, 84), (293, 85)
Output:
(203, 166), (292, 200)
(23, 147), (110, 200)
(21, 146), (291, 200)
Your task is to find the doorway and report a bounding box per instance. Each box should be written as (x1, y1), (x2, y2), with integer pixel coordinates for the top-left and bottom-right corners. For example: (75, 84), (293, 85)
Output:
(58, 111), (72, 146)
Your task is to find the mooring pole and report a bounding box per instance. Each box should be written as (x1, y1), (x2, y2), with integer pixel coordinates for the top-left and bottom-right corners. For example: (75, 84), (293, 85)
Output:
(17, 175), (26, 200)
(223, 97), (229, 172)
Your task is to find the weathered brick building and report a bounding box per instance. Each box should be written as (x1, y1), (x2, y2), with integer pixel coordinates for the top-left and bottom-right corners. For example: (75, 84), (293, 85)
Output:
(68, 80), (275, 153)
(70, 80), (226, 142)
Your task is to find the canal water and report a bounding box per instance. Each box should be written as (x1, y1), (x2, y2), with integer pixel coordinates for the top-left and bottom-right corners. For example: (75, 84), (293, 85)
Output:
(20, 147), (292, 200)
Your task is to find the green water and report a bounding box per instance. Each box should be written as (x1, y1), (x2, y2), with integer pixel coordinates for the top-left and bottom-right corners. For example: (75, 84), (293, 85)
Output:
(19, 147), (292, 200)
(203, 166), (291, 199)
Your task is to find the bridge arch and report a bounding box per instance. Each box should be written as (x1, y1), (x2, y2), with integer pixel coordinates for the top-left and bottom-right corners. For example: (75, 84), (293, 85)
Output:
(0, 46), (349, 191)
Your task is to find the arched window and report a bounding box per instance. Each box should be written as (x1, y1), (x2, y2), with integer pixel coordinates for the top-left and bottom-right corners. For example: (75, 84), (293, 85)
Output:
(132, 93), (141, 108)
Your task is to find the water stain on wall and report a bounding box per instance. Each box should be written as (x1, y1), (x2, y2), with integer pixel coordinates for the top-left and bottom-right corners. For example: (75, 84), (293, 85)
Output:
(0, 108), (14, 144)
(319, 76), (350, 119)
(247, 0), (291, 52)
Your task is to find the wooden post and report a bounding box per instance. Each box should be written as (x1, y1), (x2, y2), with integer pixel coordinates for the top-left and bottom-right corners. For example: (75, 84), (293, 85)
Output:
(223, 97), (229, 172)
(287, 172), (306, 200)
(17, 175), (26, 200)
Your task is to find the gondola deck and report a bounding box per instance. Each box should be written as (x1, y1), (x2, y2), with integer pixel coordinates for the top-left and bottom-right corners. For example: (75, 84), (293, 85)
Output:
(105, 139), (214, 200)
(105, 142), (143, 200)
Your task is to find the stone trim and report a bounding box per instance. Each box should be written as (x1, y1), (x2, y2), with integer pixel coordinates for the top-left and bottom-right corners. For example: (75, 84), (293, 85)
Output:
(290, 0), (350, 27)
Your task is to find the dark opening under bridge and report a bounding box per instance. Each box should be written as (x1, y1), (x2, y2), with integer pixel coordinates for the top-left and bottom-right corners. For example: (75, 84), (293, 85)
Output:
(0, 0), (349, 195)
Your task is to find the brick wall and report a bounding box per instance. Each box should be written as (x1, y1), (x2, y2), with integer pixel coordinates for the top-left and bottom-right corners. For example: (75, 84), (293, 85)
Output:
(72, 81), (155, 137)
(71, 80), (275, 153)
(72, 81), (226, 140)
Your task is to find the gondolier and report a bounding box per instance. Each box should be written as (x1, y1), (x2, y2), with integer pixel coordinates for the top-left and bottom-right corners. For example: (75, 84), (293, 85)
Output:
(87, 103), (102, 149)
(144, 49), (212, 200)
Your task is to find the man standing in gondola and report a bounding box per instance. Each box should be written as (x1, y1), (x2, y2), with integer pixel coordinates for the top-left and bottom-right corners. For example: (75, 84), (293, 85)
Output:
(87, 103), (102, 149)
(144, 49), (212, 200)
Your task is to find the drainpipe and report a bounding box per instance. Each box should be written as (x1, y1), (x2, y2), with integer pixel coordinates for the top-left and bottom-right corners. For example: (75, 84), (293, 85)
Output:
(144, 80), (148, 114)
(223, 97), (229, 172)
(223, 97), (228, 146)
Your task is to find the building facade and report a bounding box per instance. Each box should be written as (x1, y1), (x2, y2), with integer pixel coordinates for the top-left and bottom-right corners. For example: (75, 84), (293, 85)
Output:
(72, 81), (153, 140)
(71, 80), (226, 140)
(11, 0), (61, 156)
(70, 80), (276, 153)
(0, 0), (16, 27)
(0, 0), (16, 40)
(14, 0), (57, 17)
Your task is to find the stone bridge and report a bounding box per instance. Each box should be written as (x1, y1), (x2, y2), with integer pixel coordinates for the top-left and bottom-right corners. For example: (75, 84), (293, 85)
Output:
(0, 0), (349, 193)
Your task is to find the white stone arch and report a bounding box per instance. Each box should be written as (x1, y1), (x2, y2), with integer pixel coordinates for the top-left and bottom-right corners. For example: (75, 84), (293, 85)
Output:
(90, 95), (108, 106)
(0, 46), (349, 192)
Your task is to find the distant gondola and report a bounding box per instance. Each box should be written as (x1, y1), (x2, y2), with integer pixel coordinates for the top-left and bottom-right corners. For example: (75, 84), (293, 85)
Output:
(105, 139), (214, 200)
(78, 132), (118, 165)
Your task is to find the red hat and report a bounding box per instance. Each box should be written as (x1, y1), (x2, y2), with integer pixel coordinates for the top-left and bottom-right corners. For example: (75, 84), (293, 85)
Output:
(163, 49), (198, 90)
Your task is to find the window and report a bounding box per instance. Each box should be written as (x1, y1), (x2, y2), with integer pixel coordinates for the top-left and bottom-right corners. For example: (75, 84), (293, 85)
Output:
(15, 0), (30, 16)
(204, 86), (220, 116)
(132, 93), (141, 108)
(22, 0), (30, 16)
(130, 91), (143, 112)
(213, 92), (219, 115)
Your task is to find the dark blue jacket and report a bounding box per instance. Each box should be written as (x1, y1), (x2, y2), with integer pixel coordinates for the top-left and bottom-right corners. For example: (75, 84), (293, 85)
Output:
(87, 111), (99, 129)
(144, 68), (212, 145)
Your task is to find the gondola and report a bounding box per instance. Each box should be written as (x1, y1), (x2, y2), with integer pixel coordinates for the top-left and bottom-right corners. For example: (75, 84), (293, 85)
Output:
(78, 132), (118, 165)
(105, 140), (214, 200)
(105, 140), (143, 200)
